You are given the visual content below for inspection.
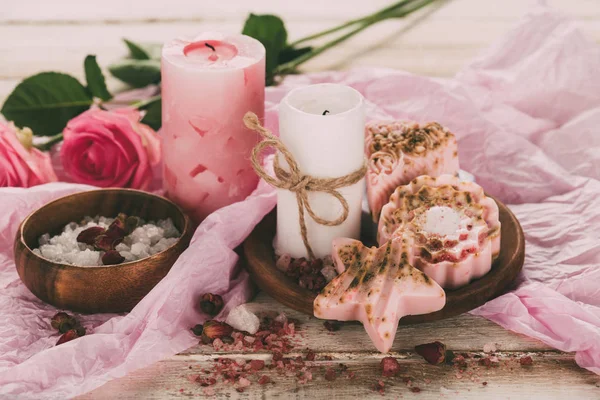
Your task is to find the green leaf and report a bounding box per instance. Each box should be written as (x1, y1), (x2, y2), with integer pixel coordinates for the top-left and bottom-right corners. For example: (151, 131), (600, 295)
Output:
(84, 55), (112, 101)
(1, 72), (93, 136)
(108, 59), (161, 88)
(139, 97), (161, 131)
(124, 39), (162, 60)
(278, 46), (313, 65)
(242, 13), (288, 85)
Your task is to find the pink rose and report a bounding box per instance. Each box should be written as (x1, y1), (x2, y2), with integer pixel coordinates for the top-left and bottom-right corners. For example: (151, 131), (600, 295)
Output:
(0, 122), (57, 187)
(61, 108), (161, 189)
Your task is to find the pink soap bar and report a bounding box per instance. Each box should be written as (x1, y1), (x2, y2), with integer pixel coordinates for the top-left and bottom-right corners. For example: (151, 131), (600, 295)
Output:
(365, 121), (459, 221)
(378, 175), (501, 289)
(314, 238), (446, 353)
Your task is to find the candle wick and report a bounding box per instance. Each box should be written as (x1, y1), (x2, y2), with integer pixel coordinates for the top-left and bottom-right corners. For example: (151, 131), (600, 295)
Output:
(205, 43), (216, 52)
(322, 110), (330, 115)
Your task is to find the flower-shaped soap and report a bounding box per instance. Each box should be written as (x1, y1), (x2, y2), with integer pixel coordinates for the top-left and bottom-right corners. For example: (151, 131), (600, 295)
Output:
(365, 121), (459, 221)
(378, 175), (500, 289)
(314, 238), (446, 353)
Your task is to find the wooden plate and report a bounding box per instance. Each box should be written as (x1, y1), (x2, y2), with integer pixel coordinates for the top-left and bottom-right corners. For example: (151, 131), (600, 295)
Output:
(243, 195), (524, 324)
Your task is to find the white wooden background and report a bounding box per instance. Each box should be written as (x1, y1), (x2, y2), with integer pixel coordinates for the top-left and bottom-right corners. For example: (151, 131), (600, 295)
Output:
(1, 0), (599, 398)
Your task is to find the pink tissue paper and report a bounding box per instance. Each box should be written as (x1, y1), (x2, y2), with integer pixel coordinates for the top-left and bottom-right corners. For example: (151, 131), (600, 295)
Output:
(1, 4), (600, 397)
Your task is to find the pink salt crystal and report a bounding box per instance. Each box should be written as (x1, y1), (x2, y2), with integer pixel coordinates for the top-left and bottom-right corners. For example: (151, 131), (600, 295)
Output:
(249, 360), (265, 371)
(314, 238), (445, 353)
(483, 343), (497, 353)
(378, 174), (501, 289)
(365, 120), (459, 221)
(212, 338), (224, 350)
(238, 377), (251, 388)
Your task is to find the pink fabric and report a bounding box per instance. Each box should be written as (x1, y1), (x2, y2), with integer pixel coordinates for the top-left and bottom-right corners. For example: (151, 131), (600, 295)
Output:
(1, 4), (599, 397)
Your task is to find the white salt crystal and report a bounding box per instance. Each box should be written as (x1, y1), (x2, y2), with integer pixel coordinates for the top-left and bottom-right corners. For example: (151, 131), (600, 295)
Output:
(130, 242), (146, 257)
(158, 218), (179, 238)
(39, 233), (51, 246)
(226, 304), (260, 334)
(35, 216), (180, 267)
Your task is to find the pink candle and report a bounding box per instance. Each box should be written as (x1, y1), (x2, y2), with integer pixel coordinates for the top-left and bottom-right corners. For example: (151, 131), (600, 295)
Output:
(161, 32), (265, 223)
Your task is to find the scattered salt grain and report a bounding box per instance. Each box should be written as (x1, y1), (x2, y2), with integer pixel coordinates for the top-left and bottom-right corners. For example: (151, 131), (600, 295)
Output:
(226, 304), (260, 334)
(34, 215), (180, 267)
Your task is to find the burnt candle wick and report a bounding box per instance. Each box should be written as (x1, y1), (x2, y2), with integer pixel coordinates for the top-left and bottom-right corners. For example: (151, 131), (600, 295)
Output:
(205, 43), (216, 51)
(322, 110), (330, 115)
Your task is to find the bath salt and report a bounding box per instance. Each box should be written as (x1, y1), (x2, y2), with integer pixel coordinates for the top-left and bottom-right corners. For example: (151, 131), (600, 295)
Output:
(33, 216), (180, 267)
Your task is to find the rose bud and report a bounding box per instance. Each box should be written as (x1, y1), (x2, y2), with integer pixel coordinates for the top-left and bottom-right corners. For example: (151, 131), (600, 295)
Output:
(94, 234), (121, 251)
(104, 218), (126, 242)
(201, 320), (233, 342)
(414, 341), (447, 365)
(51, 312), (77, 333)
(125, 216), (140, 234)
(76, 226), (106, 245)
(102, 250), (125, 265)
(56, 328), (83, 345)
(191, 324), (204, 336)
(380, 356), (401, 377)
(200, 293), (224, 316)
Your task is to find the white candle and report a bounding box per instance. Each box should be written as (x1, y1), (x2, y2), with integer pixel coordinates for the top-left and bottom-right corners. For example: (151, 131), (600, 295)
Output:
(275, 84), (365, 259)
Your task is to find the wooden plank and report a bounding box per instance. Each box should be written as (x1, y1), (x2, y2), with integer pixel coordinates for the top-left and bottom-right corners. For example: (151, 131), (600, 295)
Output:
(3, 0), (599, 23)
(0, 18), (597, 83)
(179, 292), (552, 354)
(78, 351), (600, 399)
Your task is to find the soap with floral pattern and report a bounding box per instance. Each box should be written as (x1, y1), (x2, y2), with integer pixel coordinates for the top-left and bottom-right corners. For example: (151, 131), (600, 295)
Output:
(365, 121), (459, 221)
(378, 174), (501, 289)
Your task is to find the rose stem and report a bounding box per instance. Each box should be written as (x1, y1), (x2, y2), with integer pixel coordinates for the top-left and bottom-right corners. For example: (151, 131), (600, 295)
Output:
(276, 0), (442, 75)
(288, 0), (418, 47)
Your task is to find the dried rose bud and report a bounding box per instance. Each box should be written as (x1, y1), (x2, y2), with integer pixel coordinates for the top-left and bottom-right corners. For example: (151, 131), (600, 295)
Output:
(50, 312), (77, 333)
(323, 320), (341, 332)
(519, 356), (533, 366)
(191, 324), (204, 336)
(102, 250), (125, 265)
(324, 368), (337, 381)
(76, 226), (106, 245)
(201, 320), (233, 341)
(125, 216), (140, 234)
(200, 293), (224, 316)
(56, 328), (83, 345)
(414, 341), (447, 365)
(105, 218), (126, 242)
(221, 336), (234, 344)
(380, 356), (401, 377)
(94, 234), (119, 251)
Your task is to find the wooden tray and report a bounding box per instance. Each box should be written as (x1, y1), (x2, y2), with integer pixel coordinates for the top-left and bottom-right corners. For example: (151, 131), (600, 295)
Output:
(243, 195), (524, 324)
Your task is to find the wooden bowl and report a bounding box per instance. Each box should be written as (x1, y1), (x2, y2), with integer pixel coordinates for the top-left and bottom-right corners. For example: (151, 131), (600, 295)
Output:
(244, 195), (525, 324)
(14, 189), (193, 314)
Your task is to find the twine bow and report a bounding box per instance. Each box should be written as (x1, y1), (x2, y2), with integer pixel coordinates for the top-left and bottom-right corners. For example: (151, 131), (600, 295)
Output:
(243, 112), (367, 260)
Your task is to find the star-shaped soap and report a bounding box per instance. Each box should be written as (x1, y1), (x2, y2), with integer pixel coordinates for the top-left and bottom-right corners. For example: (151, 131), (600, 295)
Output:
(365, 120), (459, 221)
(313, 238), (446, 353)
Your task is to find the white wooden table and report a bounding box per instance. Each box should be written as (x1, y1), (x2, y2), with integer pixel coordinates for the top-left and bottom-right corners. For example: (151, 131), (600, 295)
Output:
(2, 1), (600, 398)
